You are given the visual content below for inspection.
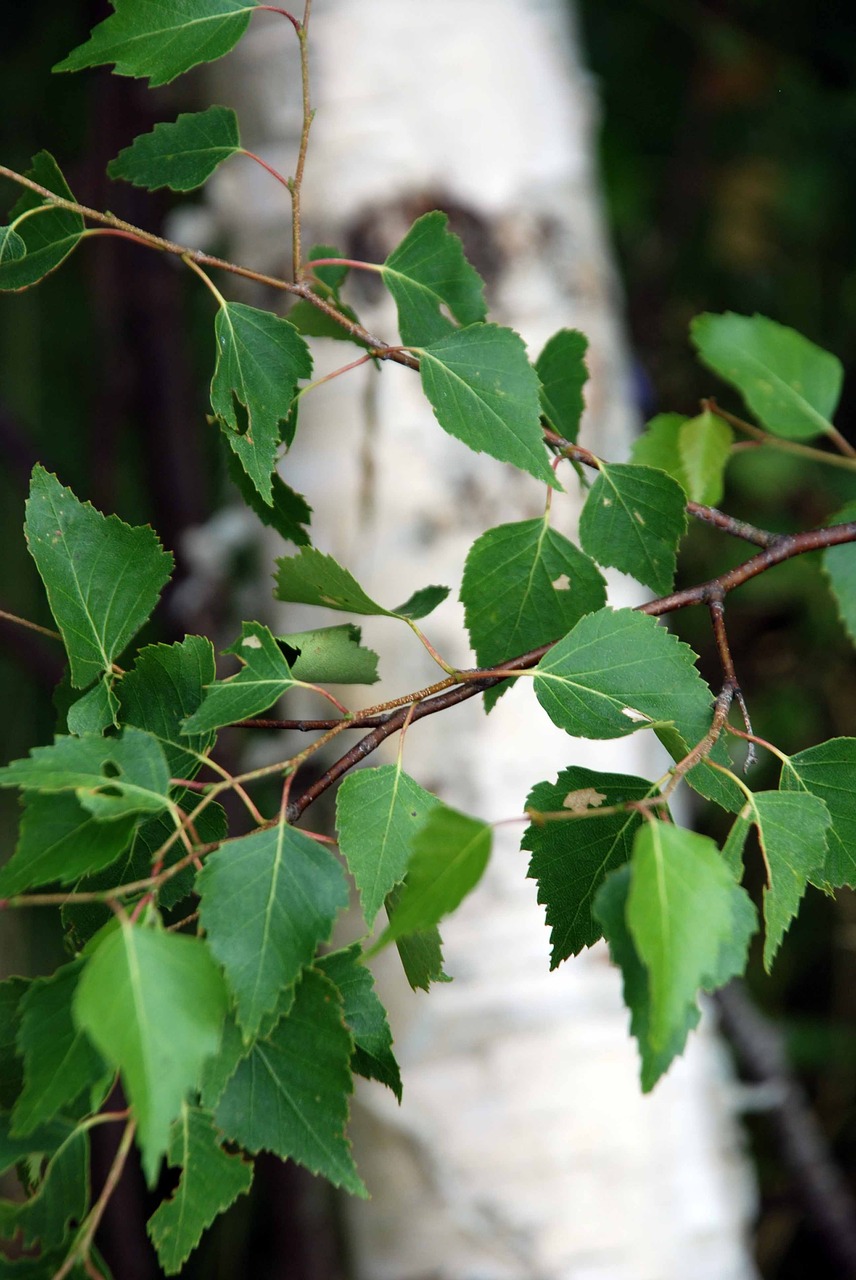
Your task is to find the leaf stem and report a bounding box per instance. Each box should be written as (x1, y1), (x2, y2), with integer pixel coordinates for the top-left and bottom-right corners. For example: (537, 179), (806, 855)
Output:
(55, 1119), (136, 1280)
(181, 253), (228, 309)
(705, 399), (856, 472)
(240, 148), (292, 192)
(0, 608), (61, 641)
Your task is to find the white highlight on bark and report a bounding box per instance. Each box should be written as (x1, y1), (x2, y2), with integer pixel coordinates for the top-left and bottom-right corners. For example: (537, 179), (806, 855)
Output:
(205, 4), (759, 1276)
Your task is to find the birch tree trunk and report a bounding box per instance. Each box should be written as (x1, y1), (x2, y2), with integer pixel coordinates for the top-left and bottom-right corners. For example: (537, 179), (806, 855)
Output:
(204, 4), (760, 1276)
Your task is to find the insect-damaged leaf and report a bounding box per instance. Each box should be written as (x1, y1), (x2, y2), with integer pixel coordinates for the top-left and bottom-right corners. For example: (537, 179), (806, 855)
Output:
(210, 302), (312, 504)
(579, 463), (687, 596)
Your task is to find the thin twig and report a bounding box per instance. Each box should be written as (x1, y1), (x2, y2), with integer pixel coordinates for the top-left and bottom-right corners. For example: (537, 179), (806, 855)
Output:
(55, 1120), (137, 1280)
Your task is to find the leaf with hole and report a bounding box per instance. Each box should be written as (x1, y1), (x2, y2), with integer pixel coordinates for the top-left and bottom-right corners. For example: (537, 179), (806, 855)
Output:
(181, 621), (298, 735)
(147, 1104), (253, 1275)
(523, 767), (656, 965)
(210, 302), (312, 504)
(461, 516), (606, 711)
(108, 105), (242, 191)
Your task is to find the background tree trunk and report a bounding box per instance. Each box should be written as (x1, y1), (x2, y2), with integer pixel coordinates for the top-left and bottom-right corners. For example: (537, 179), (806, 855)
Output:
(204, 4), (760, 1276)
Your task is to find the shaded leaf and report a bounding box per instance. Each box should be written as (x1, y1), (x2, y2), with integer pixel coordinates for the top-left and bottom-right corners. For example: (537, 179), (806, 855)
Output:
(279, 625), (379, 686)
(626, 822), (756, 1055)
(0, 1114), (75, 1178)
(535, 328), (588, 444)
(579, 462), (687, 595)
(381, 211), (486, 346)
(0, 979), (28, 1112)
(197, 822), (348, 1039)
(461, 516), (606, 711)
(374, 806), (492, 948)
(0, 728), (170, 823)
(66, 675), (119, 736)
(182, 621), (297, 734)
(385, 885), (451, 991)
(780, 738), (856, 887)
(226, 454), (312, 546)
(0, 1126), (88, 1251)
(13, 961), (104, 1136)
(677, 409), (733, 506)
(275, 546), (447, 620)
(419, 324), (557, 486)
(25, 466), (173, 689)
(732, 791), (831, 970)
(336, 765), (441, 927)
(318, 947), (402, 1101)
(595, 865), (700, 1092)
(108, 105), (241, 191)
(523, 767), (655, 965)
(210, 303), (312, 504)
(119, 636), (217, 778)
(0, 154), (84, 292)
(215, 968), (366, 1195)
(0, 794), (136, 896)
(147, 1104), (253, 1275)
(74, 922), (229, 1184)
(54, 0), (259, 87)
(0, 226), (26, 264)
(691, 312), (843, 441)
(822, 502), (856, 649)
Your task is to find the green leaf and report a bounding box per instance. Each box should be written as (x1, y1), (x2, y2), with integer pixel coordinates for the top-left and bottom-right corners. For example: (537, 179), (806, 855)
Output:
(0, 154), (85, 292)
(318, 947), (402, 1101)
(418, 324), (558, 487)
(0, 728), (171, 823)
(677, 409), (734, 506)
(460, 516), (606, 711)
(25, 466), (173, 689)
(630, 413), (690, 491)
(336, 765), (441, 927)
(13, 961), (104, 1136)
(578, 463), (687, 595)
(289, 248), (368, 349)
(626, 822), (756, 1055)
(279, 625), (379, 686)
(0, 1126), (89, 1251)
(210, 302), (312, 504)
(691, 312), (843, 441)
(67, 675), (119, 735)
(734, 792), (831, 970)
(147, 1104), (253, 1276)
(0, 226), (26, 264)
(534, 608), (711, 740)
(181, 621), (298, 735)
(215, 968), (366, 1196)
(0, 979), (28, 1111)
(780, 739), (856, 887)
(522, 768), (655, 965)
(275, 546), (448, 620)
(54, 0), (260, 87)
(0, 1114), (76, 1178)
(385, 885), (451, 991)
(0, 794), (136, 896)
(108, 105), (241, 191)
(822, 502), (856, 648)
(535, 328), (588, 444)
(226, 454), (312, 546)
(74, 921), (229, 1184)
(60, 799), (226, 952)
(119, 636), (217, 778)
(594, 866), (700, 1092)
(197, 821), (348, 1040)
(381, 211), (486, 346)
(375, 806), (492, 948)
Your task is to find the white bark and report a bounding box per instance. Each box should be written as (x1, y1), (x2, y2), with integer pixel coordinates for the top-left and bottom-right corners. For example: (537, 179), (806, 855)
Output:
(203, 4), (759, 1277)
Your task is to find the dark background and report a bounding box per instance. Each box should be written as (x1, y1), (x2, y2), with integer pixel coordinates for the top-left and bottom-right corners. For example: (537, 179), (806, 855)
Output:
(2, 1), (856, 1275)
